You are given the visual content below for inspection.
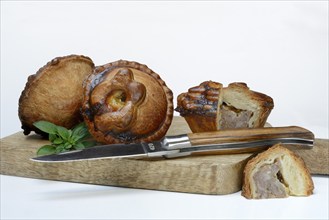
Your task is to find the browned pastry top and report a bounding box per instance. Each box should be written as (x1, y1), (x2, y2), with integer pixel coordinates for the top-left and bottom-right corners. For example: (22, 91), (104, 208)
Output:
(175, 81), (222, 116)
(82, 60), (173, 144)
(18, 54), (95, 136)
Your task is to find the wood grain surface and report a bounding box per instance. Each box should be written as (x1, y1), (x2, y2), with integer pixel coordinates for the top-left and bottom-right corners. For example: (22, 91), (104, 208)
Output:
(1, 117), (328, 195)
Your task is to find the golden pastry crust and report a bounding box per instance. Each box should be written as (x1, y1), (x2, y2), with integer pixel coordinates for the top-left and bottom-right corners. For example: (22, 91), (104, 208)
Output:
(176, 81), (222, 132)
(175, 81), (274, 132)
(221, 83), (274, 128)
(82, 60), (173, 144)
(242, 144), (314, 199)
(18, 55), (94, 136)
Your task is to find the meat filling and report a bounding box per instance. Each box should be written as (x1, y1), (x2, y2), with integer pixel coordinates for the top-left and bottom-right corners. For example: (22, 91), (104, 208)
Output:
(252, 159), (288, 199)
(219, 103), (253, 129)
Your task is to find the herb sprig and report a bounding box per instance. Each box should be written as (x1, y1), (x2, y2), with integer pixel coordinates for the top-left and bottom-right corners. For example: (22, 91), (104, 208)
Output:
(33, 121), (96, 156)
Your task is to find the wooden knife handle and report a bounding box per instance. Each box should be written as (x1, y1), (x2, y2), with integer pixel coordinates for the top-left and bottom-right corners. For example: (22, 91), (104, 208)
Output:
(187, 126), (314, 146)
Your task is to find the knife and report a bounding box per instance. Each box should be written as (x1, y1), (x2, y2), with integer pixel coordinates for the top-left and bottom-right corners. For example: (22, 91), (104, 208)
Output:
(31, 126), (314, 162)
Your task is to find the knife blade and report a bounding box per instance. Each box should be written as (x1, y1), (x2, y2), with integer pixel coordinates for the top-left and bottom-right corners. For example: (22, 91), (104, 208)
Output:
(31, 126), (314, 162)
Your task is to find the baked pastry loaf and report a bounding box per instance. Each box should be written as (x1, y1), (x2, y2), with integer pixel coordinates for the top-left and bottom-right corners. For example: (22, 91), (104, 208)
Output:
(19, 55), (94, 136)
(82, 60), (173, 144)
(242, 144), (314, 199)
(175, 81), (274, 132)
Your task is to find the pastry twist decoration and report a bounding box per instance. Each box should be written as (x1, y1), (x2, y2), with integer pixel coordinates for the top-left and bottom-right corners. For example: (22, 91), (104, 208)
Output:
(90, 68), (146, 134)
(176, 81), (222, 116)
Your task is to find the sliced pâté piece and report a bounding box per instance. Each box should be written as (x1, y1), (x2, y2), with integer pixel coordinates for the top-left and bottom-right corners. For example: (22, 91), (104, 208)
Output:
(242, 144), (314, 199)
(19, 55), (95, 136)
(82, 60), (174, 144)
(220, 82), (274, 129)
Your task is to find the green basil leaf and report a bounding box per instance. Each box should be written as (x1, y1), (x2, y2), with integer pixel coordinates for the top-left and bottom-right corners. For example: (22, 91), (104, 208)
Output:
(74, 142), (85, 150)
(71, 133), (87, 142)
(34, 121), (96, 156)
(64, 144), (72, 150)
(80, 140), (97, 148)
(37, 145), (56, 156)
(72, 122), (86, 135)
(49, 133), (57, 142)
(72, 123), (90, 141)
(33, 121), (58, 134)
(56, 126), (70, 140)
(53, 138), (63, 145)
(55, 144), (65, 153)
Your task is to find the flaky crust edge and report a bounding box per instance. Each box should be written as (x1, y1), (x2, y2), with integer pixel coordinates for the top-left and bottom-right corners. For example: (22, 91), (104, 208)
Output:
(241, 144), (314, 199)
(225, 82), (274, 109)
(223, 83), (274, 127)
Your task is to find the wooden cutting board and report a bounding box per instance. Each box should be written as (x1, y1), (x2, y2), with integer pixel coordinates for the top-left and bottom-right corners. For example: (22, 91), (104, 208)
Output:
(1, 117), (328, 195)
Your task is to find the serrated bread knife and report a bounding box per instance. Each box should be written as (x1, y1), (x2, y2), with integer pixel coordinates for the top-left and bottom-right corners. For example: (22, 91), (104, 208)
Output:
(31, 126), (314, 162)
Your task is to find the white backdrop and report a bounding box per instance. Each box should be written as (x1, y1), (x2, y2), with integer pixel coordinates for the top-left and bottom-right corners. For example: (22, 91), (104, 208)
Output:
(1, 1), (328, 138)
